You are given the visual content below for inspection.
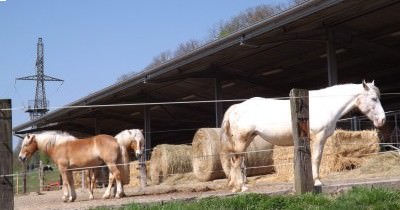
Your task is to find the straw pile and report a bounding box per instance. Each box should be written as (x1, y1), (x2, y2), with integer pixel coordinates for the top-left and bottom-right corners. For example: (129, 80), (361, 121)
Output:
(149, 144), (192, 185)
(273, 129), (380, 181)
(128, 160), (150, 187)
(192, 128), (274, 182)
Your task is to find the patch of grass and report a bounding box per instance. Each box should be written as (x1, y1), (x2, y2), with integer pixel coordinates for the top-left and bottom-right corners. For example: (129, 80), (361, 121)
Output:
(92, 187), (400, 210)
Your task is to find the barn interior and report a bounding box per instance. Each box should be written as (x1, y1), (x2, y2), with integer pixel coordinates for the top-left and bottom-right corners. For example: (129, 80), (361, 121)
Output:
(13, 0), (400, 156)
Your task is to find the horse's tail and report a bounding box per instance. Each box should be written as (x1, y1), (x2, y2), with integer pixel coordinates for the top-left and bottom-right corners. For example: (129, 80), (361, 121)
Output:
(118, 146), (130, 185)
(220, 105), (235, 179)
(220, 105), (234, 146)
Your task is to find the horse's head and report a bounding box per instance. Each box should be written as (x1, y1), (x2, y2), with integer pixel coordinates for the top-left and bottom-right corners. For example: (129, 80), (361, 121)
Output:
(127, 129), (145, 157)
(356, 80), (386, 127)
(18, 134), (39, 163)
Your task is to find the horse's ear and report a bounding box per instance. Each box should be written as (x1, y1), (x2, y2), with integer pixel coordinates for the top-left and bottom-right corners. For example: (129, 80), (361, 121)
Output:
(362, 80), (369, 90)
(139, 129), (144, 133)
(371, 80), (375, 86)
(26, 134), (33, 144)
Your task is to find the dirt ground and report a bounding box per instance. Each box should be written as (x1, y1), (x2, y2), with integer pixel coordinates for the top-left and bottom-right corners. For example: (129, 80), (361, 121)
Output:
(14, 152), (400, 210)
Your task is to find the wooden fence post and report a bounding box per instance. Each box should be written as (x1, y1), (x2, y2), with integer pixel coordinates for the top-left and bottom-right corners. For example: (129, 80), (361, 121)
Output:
(16, 172), (19, 195)
(0, 99), (13, 209)
(81, 170), (85, 191)
(23, 167), (27, 194)
(289, 89), (314, 194)
(39, 160), (43, 194)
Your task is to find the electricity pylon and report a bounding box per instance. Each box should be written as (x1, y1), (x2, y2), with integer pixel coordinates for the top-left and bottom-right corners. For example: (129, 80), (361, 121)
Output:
(16, 37), (63, 121)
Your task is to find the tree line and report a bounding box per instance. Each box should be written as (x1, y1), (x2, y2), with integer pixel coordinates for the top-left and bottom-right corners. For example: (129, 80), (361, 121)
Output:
(117, 0), (308, 82)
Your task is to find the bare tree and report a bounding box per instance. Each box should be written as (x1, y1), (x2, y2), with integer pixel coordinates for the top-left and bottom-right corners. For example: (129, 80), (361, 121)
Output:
(118, 0), (307, 82)
(174, 40), (202, 57)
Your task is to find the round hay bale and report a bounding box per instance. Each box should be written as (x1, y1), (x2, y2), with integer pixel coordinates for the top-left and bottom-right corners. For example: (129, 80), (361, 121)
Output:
(192, 128), (225, 181)
(244, 136), (275, 176)
(192, 128), (274, 182)
(149, 144), (192, 185)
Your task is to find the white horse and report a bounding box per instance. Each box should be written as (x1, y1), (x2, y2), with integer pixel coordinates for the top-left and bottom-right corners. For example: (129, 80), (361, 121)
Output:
(220, 81), (386, 192)
(87, 129), (145, 198)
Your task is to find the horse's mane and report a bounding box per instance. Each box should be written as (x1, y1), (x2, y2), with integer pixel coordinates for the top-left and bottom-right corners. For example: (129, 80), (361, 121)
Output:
(310, 83), (380, 98)
(34, 131), (77, 150)
(114, 129), (143, 146)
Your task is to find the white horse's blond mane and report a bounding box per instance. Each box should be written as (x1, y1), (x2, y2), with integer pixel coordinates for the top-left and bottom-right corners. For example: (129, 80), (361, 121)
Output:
(31, 131), (77, 151)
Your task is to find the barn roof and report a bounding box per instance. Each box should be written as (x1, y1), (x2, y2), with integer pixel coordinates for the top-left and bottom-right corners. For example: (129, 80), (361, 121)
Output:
(14, 0), (400, 147)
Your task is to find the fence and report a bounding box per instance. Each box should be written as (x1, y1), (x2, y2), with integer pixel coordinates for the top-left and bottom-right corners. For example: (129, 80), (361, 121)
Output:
(3, 90), (397, 197)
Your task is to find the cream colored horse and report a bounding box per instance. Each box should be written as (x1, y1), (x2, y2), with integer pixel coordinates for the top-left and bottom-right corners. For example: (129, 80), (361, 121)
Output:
(220, 81), (386, 192)
(18, 131), (125, 202)
(87, 129), (145, 198)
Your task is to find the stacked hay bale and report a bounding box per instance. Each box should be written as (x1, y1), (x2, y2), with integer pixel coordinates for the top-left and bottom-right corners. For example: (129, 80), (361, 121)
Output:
(273, 129), (380, 181)
(149, 144), (192, 185)
(128, 160), (150, 187)
(192, 128), (275, 182)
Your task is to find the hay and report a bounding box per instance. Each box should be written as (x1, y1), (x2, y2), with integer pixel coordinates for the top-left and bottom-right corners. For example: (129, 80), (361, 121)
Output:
(149, 147), (162, 185)
(327, 152), (400, 181)
(192, 128), (225, 181)
(273, 129), (380, 181)
(192, 128), (274, 182)
(149, 144), (192, 185)
(128, 160), (150, 187)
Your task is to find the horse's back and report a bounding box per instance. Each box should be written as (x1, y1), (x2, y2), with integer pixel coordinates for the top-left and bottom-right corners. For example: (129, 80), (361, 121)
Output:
(223, 97), (294, 145)
(233, 97), (292, 127)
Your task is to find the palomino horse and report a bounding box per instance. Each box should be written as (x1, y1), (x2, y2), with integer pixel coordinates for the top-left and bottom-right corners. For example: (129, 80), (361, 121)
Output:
(87, 129), (145, 198)
(18, 131), (125, 202)
(220, 81), (386, 192)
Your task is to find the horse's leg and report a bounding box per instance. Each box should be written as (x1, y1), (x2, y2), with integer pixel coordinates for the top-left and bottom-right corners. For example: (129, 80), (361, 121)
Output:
(229, 154), (247, 192)
(59, 168), (70, 202)
(88, 169), (98, 199)
(102, 171), (113, 199)
(66, 171), (77, 202)
(311, 131), (331, 186)
(107, 164), (124, 198)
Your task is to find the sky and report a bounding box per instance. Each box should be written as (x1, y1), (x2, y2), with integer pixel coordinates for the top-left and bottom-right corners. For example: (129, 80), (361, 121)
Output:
(0, 0), (288, 148)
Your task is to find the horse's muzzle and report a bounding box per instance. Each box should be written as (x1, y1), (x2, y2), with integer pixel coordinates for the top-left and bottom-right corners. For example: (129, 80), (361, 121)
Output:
(374, 117), (386, 128)
(18, 156), (27, 162)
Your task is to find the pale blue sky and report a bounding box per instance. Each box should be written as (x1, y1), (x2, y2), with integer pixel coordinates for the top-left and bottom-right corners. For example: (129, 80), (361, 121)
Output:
(0, 0), (288, 148)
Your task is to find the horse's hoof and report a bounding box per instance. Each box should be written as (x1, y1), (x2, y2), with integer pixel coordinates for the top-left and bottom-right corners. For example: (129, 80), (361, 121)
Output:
(241, 186), (248, 192)
(314, 179), (323, 186)
(89, 195), (94, 200)
(116, 192), (126, 198)
(231, 187), (240, 193)
(62, 196), (68, 202)
(102, 194), (111, 199)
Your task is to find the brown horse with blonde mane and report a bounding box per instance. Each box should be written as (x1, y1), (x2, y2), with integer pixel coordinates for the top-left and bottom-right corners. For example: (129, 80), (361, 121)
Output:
(18, 131), (125, 202)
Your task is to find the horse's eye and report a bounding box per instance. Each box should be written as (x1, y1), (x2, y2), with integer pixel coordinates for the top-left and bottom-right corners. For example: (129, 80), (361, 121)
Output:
(372, 97), (378, 102)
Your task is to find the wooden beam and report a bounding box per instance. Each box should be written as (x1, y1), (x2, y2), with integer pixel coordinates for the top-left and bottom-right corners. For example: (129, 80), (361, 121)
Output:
(214, 77), (223, 127)
(327, 28), (338, 86)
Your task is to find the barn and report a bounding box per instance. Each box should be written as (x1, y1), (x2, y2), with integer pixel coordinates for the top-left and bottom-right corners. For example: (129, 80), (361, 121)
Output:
(13, 0), (400, 159)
